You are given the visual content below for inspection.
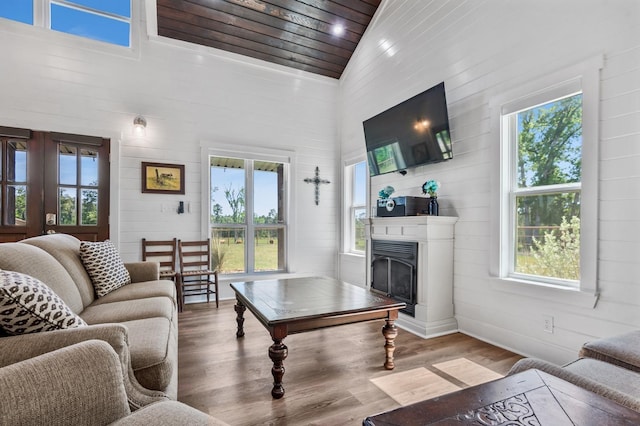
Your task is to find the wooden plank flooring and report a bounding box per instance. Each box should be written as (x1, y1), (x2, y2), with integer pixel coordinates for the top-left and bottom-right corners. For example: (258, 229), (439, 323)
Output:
(178, 300), (523, 425)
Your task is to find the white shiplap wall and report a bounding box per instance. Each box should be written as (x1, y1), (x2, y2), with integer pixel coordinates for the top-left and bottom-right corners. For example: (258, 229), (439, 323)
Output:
(340, 0), (640, 363)
(0, 5), (340, 299)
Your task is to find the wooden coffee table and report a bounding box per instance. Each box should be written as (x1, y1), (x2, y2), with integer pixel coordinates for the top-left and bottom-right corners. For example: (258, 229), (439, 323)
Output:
(230, 276), (406, 399)
(364, 368), (640, 425)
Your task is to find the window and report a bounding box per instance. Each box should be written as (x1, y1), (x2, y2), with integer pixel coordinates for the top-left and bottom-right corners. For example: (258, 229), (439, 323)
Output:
(344, 160), (367, 254)
(1, 138), (28, 227)
(209, 156), (287, 275)
(505, 91), (583, 285)
(0, 1), (33, 24)
(0, 0), (131, 47)
(498, 56), (601, 294)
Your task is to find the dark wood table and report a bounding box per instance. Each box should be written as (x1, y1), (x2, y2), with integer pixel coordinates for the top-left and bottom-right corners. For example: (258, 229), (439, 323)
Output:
(230, 276), (406, 399)
(364, 368), (640, 425)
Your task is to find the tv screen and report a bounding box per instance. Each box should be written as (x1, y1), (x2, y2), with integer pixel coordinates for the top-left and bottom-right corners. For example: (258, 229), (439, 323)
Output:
(363, 82), (453, 176)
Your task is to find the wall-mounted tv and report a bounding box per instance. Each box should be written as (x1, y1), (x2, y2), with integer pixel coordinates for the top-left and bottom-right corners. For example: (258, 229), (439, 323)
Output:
(363, 82), (453, 176)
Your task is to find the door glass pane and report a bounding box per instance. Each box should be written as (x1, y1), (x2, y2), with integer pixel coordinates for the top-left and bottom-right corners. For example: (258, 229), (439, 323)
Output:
(81, 189), (98, 225)
(59, 188), (77, 225)
(6, 185), (26, 226)
(211, 228), (245, 274)
(59, 145), (77, 185)
(81, 149), (98, 186)
(7, 140), (27, 182)
(253, 161), (283, 224)
(515, 192), (580, 281)
(254, 228), (284, 272)
(210, 157), (245, 224)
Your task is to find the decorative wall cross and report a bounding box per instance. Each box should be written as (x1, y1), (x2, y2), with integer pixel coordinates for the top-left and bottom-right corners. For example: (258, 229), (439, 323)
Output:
(304, 166), (330, 205)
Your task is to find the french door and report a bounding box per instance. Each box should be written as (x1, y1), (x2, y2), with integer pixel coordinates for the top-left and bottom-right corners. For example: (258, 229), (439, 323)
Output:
(0, 126), (110, 242)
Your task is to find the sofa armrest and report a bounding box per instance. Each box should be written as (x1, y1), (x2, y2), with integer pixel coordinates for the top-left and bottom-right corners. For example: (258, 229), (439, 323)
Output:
(125, 261), (160, 283)
(0, 324), (167, 409)
(0, 340), (131, 425)
(579, 331), (640, 373)
(508, 357), (640, 412)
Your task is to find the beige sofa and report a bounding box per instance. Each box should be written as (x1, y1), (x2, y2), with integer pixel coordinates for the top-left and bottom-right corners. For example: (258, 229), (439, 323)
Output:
(0, 339), (227, 426)
(509, 330), (640, 412)
(0, 234), (178, 407)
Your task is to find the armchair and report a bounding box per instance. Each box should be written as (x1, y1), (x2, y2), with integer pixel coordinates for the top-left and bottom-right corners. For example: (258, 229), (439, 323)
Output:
(0, 340), (226, 426)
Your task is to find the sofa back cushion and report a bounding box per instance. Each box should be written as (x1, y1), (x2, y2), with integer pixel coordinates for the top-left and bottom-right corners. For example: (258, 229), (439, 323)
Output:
(21, 234), (96, 308)
(0, 243), (84, 313)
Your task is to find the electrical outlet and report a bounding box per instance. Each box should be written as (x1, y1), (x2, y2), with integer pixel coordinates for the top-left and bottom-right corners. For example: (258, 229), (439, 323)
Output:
(542, 314), (554, 333)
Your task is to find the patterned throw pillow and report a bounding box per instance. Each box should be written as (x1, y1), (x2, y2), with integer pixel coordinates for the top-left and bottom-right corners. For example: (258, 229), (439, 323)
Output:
(79, 240), (131, 298)
(0, 270), (87, 335)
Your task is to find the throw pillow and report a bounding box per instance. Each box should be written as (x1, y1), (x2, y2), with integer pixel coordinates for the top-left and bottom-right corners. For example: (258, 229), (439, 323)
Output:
(0, 270), (87, 335)
(80, 240), (131, 298)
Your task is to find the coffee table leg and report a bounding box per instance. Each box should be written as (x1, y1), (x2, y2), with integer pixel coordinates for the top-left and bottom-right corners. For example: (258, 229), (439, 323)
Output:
(269, 337), (288, 399)
(234, 299), (246, 338)
(269, 325), (288, 399)
(382, 317), (398, 370)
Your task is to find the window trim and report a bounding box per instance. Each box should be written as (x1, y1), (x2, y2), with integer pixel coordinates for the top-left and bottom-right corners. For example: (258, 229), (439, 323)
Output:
(490, 55), (603, 305)
(200, 143), (294, 278)
(342, 151), (368, 256)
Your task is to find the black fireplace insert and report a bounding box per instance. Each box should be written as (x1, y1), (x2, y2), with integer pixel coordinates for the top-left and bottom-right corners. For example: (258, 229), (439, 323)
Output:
(370, 240), (418, 316)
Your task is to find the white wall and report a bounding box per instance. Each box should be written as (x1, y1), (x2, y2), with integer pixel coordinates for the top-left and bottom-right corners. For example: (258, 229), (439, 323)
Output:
(0, 1), (341, 294)
(340, 0), (640, 363)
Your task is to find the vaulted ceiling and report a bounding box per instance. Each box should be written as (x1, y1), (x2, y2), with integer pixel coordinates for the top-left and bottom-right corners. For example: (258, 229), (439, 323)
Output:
(156, 0), (381, 79)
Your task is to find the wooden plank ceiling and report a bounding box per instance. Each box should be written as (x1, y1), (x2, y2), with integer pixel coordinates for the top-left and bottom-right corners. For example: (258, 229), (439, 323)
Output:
(156, 0), (381, 79)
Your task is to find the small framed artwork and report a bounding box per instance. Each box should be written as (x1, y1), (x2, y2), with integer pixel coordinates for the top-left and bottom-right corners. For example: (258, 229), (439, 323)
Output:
(141, 162), (185, 194)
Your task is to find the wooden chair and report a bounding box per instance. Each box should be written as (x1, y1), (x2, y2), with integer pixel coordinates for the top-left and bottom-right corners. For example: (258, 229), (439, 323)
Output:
(142, 238), (181, 310)
(178, 239), (219, 308)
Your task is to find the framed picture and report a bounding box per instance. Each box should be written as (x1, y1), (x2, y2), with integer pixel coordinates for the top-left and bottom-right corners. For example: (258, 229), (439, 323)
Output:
(141, 162), (185, 194)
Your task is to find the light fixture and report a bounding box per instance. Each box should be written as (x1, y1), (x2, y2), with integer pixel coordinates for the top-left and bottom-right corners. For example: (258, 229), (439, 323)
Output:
(133, 115), (147, 136)
(332, 24), (345, 36)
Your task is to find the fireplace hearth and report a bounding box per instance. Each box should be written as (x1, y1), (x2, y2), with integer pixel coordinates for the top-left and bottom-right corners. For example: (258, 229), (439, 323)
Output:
(371, 240), (418, 316)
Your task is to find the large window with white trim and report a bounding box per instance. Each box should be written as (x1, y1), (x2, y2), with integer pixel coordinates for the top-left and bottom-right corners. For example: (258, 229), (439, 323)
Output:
(499, 63), (600, 292)
(209, 156), (287, 275)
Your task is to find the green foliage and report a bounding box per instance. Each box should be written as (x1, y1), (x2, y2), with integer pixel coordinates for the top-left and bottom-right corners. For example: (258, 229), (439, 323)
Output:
(519, 216), (580, 281)
(210, 238), (227, 273)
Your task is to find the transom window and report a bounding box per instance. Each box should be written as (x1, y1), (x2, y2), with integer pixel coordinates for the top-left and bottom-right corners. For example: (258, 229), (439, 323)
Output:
(0, 0), (131, 47)
(209, 156), (287, 275)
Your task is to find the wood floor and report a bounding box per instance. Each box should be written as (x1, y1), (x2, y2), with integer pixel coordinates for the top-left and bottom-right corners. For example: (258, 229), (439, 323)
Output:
(178, 300), (523, 425)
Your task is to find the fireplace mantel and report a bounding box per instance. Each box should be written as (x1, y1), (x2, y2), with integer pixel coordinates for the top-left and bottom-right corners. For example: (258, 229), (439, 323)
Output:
(364, 216), (458, 338)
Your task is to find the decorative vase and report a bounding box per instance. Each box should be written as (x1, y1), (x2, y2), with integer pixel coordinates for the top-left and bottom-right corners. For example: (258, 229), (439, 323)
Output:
(428, 196), (439, 216)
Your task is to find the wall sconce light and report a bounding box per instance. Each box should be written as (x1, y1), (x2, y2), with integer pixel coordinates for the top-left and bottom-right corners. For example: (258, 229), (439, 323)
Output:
(133, 115), (147, 136)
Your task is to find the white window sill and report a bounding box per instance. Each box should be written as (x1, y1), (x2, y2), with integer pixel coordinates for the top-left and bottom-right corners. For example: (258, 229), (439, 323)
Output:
(490, 277), (599, 309)
(339, 252), (366, 259)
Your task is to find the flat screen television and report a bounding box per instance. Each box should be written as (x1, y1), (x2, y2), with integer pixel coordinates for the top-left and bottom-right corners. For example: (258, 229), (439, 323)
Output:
(363, 82), (453, 176)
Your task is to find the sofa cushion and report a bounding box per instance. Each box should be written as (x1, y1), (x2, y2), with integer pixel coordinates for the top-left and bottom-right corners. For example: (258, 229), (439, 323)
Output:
(80, 297), (174, 324)
(80, 240), (131, 298)
(21, 234), (97, 308)
(0, 270), (87, 335)
(123, 317), (175, 392)
(564, 358), (640, 404)
(90, 280), (176, 307)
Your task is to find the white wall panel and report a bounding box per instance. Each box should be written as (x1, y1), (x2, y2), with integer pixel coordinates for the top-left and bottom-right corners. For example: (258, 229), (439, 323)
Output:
(340, 0), (640, 363)
(0, 14), (340, 279)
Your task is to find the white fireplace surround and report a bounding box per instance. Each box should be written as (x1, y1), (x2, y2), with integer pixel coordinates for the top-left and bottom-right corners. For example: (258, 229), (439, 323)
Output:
(364, 215), (458, 339)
